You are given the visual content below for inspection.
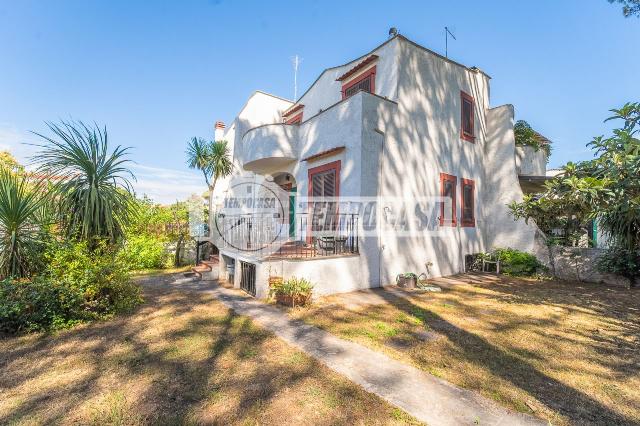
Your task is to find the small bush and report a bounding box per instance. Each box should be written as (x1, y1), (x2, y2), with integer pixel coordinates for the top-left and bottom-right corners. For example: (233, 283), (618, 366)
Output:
(0, 241), (143, 333)
(119, 235), (169, 270)
(493, 247), (547, 277)
(597, 246), (640, 286)
(0, 277), (84, 333)
(270, 276), (313, 307)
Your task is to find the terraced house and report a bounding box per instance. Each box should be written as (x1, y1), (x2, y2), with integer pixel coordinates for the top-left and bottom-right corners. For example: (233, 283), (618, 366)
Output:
(206, 33), (549, 298)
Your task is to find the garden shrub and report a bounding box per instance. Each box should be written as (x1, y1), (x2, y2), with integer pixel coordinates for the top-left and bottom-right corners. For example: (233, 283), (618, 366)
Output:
(119, 235), (169, 270)
(0, 241), (143, 333)
(596, 246), (640, 286)
(0, 277), (84, 333)
(493, 247), (547, 276)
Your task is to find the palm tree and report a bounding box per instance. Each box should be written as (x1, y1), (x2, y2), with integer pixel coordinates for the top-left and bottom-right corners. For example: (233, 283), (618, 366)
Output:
(32, 120), (135, 245)
(186, 137), (233, 193)
(0, 170), (47, 279)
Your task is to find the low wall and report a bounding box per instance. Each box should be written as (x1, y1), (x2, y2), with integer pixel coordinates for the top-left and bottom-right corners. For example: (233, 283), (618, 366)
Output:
(549, 246), (631, 287)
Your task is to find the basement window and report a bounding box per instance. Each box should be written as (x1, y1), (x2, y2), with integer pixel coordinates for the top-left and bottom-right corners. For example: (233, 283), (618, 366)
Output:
(461, 91), (475, 142)
(460, 178), (475, 227)
(440, 173), (457, 227)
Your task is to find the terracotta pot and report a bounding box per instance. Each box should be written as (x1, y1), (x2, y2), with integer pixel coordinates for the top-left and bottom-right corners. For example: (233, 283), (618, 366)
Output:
(276, 293), (310, 307)
(396, 275), (417, 288)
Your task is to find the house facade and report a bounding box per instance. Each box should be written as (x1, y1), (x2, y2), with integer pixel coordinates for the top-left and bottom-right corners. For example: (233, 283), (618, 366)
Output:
(208, 34), (549, 298)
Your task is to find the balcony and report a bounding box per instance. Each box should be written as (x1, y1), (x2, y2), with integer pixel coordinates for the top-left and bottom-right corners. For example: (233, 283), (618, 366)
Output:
(242, 124), (298, 173)
(216, 211), (359, 260)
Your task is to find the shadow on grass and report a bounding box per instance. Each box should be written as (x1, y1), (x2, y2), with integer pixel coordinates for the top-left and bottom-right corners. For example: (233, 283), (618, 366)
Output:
(0, 273), (407, 425)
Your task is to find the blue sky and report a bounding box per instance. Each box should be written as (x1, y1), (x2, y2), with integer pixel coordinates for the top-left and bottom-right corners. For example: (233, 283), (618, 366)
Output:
(1, 0), (638, 202)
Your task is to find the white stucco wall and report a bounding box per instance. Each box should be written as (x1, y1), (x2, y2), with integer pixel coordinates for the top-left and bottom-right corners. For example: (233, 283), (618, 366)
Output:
(515, 145), (547, 176)
(213, 35), (550, 296)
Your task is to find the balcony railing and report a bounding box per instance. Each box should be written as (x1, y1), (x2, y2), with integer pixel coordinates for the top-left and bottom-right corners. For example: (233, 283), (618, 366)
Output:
(216, 212), (359, 259)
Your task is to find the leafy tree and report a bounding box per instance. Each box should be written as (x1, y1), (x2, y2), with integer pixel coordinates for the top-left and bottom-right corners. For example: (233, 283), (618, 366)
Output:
(509, 102), (640, 284)
(32, 121), (136, 245)
(0, 151), (24, 174)
(0, 169), (48, 279)
(608, 0), (640, 17)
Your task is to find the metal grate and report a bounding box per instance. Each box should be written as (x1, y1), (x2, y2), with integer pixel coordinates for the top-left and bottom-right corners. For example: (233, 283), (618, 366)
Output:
(343, 75), (372, 98)
(240, 261), (256, 296)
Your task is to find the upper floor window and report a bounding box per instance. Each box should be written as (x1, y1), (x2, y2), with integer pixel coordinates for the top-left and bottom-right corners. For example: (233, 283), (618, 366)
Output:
(460, 178), (475, 227)
(283, 104), (304, 125)
(439, 173), (457, 226)
(460, 91), (475, 142)
(341, 66), (376, 100)
(336, 55), (379, 100)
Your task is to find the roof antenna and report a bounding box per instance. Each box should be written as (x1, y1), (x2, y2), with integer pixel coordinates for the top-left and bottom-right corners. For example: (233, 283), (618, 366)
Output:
(388, 27), (398, 38)
(445, 26), (456, 58)
(291, 55), (303, 101)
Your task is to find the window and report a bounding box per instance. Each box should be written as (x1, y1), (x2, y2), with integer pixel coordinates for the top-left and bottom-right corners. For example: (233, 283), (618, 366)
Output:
(460, 91), (475, 142)
(341, 66), (376, 100)
(439, 173), (457, 226)
(308, 161), (341, 232)
(284, 113), (302, 125)
(460, 178), (475, 227)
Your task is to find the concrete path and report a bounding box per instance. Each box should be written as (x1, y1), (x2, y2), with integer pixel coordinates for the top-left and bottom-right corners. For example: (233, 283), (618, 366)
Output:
(182, 277), (544, 426)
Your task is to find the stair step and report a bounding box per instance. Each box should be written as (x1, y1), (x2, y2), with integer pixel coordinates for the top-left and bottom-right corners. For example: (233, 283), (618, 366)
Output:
(192, 264), (212, 273)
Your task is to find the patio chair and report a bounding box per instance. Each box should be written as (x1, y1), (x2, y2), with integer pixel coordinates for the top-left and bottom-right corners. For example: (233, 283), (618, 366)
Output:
(481, 253), (501, 274)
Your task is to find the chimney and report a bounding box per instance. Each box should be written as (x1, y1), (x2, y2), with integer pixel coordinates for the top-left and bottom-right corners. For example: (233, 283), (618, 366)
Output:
(214, 121), (225, 141)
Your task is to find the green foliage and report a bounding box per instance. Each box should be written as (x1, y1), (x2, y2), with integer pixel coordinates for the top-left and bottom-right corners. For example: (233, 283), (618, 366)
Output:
(45, 240), (142, 315)
(514, 120), (551, 157)
(0, 151), (24, 174)
(0, 240), (143, 333)
(492, 247), (547, 277)
(509, 102), (640, 250)
(0, 169), (49, 279)
(608, 0), (640, 17)
(32, 120), (136, 244)
(186, 138), (233, 190)
(269, 276), (314, 299)
(596, 246), (640, 283)
(119, 235), (169, 270)
(0, 277), (84, 333)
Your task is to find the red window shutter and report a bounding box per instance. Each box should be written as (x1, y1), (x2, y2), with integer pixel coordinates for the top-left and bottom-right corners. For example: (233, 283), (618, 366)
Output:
(439, 173), (457, 226)
(461, 178), (475, 227)
(460, 91), (475, 142)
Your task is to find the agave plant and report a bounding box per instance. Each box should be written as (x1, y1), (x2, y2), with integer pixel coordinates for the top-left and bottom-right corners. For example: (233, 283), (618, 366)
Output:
(0, 169), (47, 279)
(32, 121), (135, 245)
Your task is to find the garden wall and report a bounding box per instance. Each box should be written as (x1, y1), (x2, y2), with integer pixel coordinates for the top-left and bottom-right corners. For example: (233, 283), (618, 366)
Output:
(548, 246), (631, 287)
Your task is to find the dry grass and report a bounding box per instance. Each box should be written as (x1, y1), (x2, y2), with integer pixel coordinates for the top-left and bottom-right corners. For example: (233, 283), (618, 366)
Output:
(285, 274), (640, 425)
(0, 274), (422, 425)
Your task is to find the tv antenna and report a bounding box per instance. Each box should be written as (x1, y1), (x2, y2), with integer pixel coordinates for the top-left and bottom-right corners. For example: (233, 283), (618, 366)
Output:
(445, 26), (456, 58)
(291, 55), (303, 101)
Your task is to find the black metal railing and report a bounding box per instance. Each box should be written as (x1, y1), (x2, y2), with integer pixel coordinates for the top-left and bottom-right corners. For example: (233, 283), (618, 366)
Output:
(216, 212), (359, 259)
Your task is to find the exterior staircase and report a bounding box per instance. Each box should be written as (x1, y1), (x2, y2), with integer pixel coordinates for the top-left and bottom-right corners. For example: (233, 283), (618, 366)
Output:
(191, 255), (219, 280)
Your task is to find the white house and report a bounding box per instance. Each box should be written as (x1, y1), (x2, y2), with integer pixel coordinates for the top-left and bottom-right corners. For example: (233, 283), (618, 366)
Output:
(205, 33), (549, 298)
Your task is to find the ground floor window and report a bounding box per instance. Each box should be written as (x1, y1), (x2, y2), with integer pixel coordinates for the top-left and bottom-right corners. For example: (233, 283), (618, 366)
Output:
(440, 173), (457, 226)
(308, 160), (341, 231)
(461, 178), (475, 227)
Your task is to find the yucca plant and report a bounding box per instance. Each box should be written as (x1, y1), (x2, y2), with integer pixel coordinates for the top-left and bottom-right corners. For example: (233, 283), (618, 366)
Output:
(32, 121), (135, 245)
(0, 169), (47, 279)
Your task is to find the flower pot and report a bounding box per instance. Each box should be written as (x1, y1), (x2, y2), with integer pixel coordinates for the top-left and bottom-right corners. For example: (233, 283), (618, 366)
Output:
(275, 293), (310, 307)
(396, 275), (417, 288)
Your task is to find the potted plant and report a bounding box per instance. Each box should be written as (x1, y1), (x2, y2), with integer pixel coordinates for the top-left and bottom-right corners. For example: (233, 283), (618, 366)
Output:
(269, 276), (314, 307)
(396, 272), (418, 288)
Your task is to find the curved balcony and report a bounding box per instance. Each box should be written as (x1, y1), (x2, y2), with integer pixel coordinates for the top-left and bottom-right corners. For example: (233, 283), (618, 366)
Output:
(242, 124), (298, 173)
